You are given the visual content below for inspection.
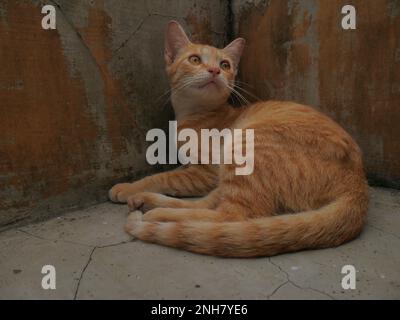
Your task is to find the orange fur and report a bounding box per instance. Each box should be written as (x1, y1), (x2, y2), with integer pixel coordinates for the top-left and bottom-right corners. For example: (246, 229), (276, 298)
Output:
(110, 21), (369, 257)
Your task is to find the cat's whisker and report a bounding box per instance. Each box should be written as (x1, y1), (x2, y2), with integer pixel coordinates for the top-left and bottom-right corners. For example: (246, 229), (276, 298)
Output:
(221, 79), (247, 106)
(155, 77), (193, 104)
(230, 90), (248, 106)
(233, 84), (261, 102)
(229, 80), (261, 103)
(230, 91), (241, 106)
(226, 83), (251, 106)
(155, 87), (174, 103)
(234, 91), (251, 106)
(234, 80), (256, 89)
(155, 77), (199, 108)
(158, 74), (257, 109)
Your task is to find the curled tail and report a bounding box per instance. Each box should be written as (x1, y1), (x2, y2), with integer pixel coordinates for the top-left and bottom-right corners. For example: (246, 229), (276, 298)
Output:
(125, 192), (368, 258)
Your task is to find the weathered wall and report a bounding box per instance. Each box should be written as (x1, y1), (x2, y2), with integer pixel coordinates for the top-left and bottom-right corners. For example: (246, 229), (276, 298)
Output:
(1, 0), (399, 229)
(0, 0), (229, 228)
(233, 0), (400, 188)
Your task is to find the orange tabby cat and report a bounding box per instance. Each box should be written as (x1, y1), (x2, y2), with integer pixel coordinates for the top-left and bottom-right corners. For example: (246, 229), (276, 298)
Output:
(109, 21), (369, 257)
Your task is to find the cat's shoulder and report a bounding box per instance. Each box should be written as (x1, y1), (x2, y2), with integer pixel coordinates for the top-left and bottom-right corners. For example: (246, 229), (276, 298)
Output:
(250, 100), (317, 112)
(241, 100), (323, 119)
(236, 100), (343, 132)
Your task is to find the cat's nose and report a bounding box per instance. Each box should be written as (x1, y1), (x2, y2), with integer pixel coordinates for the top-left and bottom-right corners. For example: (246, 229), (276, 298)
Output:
(207, 67), (221, 76)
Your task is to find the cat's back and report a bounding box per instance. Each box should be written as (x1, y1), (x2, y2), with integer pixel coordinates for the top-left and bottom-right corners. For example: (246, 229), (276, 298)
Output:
(236, 100), (335, 128)
(234, 100), (363, 167)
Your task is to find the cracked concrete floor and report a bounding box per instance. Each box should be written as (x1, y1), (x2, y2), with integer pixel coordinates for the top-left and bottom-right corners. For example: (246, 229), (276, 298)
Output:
(0, 187), (399, 300)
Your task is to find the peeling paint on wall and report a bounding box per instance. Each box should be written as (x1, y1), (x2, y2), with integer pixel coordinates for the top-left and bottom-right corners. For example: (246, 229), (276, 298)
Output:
(1, 0), (398, 229)
(233, 0), (400, 188)
(0, 0), (229, 228)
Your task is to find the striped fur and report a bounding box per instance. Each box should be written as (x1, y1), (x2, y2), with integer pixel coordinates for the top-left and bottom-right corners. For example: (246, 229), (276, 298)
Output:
(109, 21), (369, 257)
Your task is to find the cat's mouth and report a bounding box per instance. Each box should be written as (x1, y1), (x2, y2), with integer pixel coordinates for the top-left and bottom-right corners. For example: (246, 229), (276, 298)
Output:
(198, 80), (218, 89)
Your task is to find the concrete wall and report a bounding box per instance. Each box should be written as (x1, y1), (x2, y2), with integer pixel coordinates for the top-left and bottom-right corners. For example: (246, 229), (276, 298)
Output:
(0, 0), (229, 228)
(232, 0), (400, 188)
(1, 0), (399, 229)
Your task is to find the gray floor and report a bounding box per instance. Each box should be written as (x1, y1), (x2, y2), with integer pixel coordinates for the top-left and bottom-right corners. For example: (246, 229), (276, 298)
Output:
(0, 187), (399, 300)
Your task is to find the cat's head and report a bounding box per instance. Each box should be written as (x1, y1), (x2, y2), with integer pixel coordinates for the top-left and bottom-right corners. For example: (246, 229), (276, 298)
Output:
(164, 21), (245, 111)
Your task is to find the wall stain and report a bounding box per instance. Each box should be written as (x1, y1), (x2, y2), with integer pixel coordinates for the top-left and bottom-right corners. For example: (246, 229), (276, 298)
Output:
(235, 0), (400, 188)
(0, 1), (99, 220)
(77, 1), (143, 158)
(0, 0), (229, 228)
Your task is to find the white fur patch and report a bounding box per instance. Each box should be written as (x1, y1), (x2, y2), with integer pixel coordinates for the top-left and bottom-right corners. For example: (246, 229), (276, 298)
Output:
(156, 222), (176, 242)
(125, 211), (144, 236)
(201, 47), (210, 54)
(201, 47), (211, 63)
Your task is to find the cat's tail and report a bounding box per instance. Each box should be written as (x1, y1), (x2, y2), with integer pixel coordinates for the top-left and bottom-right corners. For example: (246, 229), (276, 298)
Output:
(125, 191), (368, 257)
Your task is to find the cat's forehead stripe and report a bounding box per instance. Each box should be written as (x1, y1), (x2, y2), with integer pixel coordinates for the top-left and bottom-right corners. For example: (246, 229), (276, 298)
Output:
(201, 47), (210, 54)
(200, 47), (212, 63)
(198, 46), (223, 64)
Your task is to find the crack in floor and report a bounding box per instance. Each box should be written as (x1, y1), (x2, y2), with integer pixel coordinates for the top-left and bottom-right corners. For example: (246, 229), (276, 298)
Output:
(97, 240), (135, 249)
(74, 246), (97, 300)
(266, 279), (290, 299)
(16, 228), (93, 248)
(268, 258), (335, 300)
(73, 240), (134, 300)
(14, 228), (135, 300)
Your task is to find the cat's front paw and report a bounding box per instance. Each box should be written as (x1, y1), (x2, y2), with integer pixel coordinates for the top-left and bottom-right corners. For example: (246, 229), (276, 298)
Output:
(127, 192), (160, 213)
(109, 183), (137, 203)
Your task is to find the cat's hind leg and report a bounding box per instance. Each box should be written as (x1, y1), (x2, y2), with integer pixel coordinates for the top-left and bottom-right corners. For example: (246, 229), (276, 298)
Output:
(126, 207), (246, 230)
(141, 208), (226, 222)
(134, 190), (250, 223)
(127, 189), (220, 213)
(109, 165), (218, 203)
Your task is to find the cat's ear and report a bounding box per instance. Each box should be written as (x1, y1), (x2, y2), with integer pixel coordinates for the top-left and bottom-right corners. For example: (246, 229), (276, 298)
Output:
(223, 38), (246, 68)
(165, 21), (191, 65)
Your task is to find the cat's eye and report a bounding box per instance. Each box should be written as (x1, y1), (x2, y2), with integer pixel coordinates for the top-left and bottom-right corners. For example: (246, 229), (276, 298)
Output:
(188, 55), (201, 65)
(220, 60), (231, 70)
